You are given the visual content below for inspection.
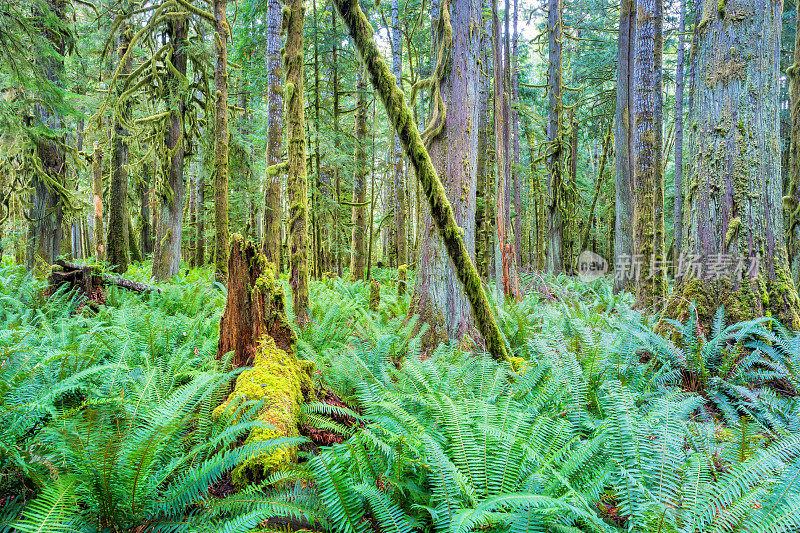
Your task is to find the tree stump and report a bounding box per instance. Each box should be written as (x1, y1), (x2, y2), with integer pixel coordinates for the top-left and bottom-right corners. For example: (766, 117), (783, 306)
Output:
(215, 234), (314, 487)
(217, 234), (297, 367)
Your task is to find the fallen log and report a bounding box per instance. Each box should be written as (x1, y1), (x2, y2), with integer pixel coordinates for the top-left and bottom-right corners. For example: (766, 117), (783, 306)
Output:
(51, 260), (161, 295)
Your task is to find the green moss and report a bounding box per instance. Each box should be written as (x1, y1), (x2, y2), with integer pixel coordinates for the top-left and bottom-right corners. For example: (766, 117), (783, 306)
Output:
(214, 337), (314, 487)
(369, 278), (380, 311)
(725, 217), (740, 248)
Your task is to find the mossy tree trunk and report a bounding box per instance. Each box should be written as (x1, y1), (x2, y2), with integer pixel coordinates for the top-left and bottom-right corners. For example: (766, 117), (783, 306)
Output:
(673, 0), (686, 263)
(333, 0), (509, 361)
(284, 0), (310, 325)
(139, 160), (153, 256)
(667, 0), (800, 328)
(613, 0), (636, 292)
(788, 2), (800, 286)
(632, 0), (665, 308)
(107, 20), (132, 273)
(92, 141), (104, 260)
(27, 0), (66, 270)
(408, 0), (482, 344)
(195, 166), (205, 266)
(545, 0), (564, 275)
(213, 0), (230, 282)
(391, 0), (407, 270)
(218, 234), (297, 366)
(349, 71), (368, 281)
(152, 16), (188, 281)
(475, 36), (491, 280)
(263, 0), (283, 272)
(511, 0), (522, 270)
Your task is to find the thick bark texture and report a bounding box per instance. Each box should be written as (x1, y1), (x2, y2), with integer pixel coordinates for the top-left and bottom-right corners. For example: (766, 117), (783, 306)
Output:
(673, 0), (686, 263)
(410, 0), (481, 344)
(391, 0), (407, 269)
(217, 234), (297, 367)
(152, 17), (188, 281)
(632, 0), (664, 308)
(349, 72), (368, 280)
(284, 0), (310, 325)
(263, 0), (283, 271)
(27, 0), (66, 269)
(107, 22), (132, 273)
(667, 0), (800, 328)
(613, 0), (636, 292)
(545, 0), (564, 274)
(332, 0), (509, 362)
(213, 0), (230, 281)
(789, 3), (800, 285)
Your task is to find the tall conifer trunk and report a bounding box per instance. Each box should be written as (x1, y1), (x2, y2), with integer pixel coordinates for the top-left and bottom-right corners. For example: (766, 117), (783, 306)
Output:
(668, 0), (800, 327)
(213, 0), (230, 281)
(264, 0), (283, 271)
(545, 0), (563, 274)
(349, 72), (368, 280)
(152, 16), (188, 281)
(284, 0), (310, 324)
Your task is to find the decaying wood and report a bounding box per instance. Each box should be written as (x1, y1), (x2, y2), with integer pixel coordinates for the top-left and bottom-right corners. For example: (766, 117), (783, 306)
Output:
(51, 259), (161, 295)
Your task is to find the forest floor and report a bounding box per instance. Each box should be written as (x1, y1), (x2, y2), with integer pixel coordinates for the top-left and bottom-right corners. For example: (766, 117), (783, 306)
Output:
(2, 258), (800, 532)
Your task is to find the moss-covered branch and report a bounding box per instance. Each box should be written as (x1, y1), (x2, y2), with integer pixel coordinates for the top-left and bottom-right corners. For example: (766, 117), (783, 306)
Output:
(332, 0), (509, 362)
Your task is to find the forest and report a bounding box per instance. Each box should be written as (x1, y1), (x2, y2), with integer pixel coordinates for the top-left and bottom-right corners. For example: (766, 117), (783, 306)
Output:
(4, 0), (800, 530)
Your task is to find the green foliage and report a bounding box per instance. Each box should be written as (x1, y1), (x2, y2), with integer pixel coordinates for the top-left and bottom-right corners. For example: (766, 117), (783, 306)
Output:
(5, 267), (800, 533)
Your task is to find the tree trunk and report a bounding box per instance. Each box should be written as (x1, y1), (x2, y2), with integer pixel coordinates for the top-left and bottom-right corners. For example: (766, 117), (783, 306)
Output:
(284, 0), (310, 324)
(263, 0), (283, 272)
(667, 0), (800, 328)
(407, 0), (483, 344)
(511, 0), (522, 270)
(475, 36), (491, 280)
(673, 0), (686, 264)
(613, 0), (636, 292)
(152, 16), (188, 281)
(92, 141), (104, 260)
(27, 0), (66, 270)
(349, 71), (368, 281)
(195, 166), (206, 266)
(334, 0), (509, 361)
(107, 21), (132, 273)
(545, 0), (564, 275)
(632, 0), (663, 309)
(391, 0), (407, 269)
(213, 0), (230, 281)
(139, 160), (153, 255)
(581, 126), (611, 252)
(789, 2), (800, 286)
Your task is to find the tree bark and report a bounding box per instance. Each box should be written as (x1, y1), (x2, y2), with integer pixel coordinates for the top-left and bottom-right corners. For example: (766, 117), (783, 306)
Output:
(789, 2), (800, 286)
(391, 0), (407, 270)
(667, 0), (800, 328)
(632, 0), (663, 308)
(263, 0), (283, 272)
(92, 141), (104, 260)
(213, 0), (230, 281)
(27, 0), (66, 269)
(613, 0), (636, 292)
(349, 72), (368, 280)
(511, 0), (521, 270)
(107, 21), (132, 273)
(152, 16), (188, 281)
(284, 0), (310, 325)
(673, 0), (686, 263)
(545, 0), (564, 275)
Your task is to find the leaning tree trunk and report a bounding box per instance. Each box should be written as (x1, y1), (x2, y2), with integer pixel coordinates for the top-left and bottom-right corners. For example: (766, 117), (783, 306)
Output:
(263, 0), (283, 271)
(152, 16), (188, 281)
(284, 0), (310, 325)
(667, 0), (800, 328)
(213, 0), (230, 281)
(27, 0), (66, 270)
(107, 21), (132, 273)
(409, 0), (483, 346)
(613, 0), (636, 292)
(349, 71), (368, 281)
(545, 0), (564, 275)
(332, 0), (508, 362)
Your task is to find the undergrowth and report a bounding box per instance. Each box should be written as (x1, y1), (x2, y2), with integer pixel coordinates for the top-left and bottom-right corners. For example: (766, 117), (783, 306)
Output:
(2, 263), (800, 532)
